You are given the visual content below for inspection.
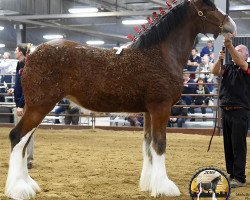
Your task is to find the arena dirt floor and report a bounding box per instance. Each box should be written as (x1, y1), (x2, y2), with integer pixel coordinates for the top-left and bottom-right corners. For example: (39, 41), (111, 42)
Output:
(0, 127), (249, 200)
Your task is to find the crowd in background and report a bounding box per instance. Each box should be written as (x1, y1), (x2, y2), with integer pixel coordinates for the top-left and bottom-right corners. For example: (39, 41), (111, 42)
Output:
(1, 41), (246, 128)
(0, 42), (215, 127)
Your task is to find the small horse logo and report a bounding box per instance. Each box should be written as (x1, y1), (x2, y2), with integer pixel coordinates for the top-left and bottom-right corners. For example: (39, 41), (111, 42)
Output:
(189, 168), (230, 200)
(197, 175), (221, 200)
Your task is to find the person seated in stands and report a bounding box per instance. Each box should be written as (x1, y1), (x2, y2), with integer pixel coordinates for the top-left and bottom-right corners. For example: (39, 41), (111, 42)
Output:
(182, 73), (196, 106)
(127, 113), (142, 127)
(136, 113), (144, 127)
(167, 99), (188, 128)
(0, 94), (5, 102)
(195, 55), (214, 92)
(64, 102), (80, 125)
(200, 41), (214, 57)
(54, 98), (80, 125)
(209, 52), (215, 63)
(189, 78), (210, 120)
(54, 98), (70, 124)
(0, 52), (13, 93)
(186, 48), (201, 79)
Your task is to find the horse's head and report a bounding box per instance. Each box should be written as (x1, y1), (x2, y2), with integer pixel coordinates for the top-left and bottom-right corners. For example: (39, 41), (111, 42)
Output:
(212, 175), (221, 184)
(189, 0), (236, 39)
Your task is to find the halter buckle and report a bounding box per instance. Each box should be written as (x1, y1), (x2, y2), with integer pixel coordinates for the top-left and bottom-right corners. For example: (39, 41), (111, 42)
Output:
(198, 11), (203, 16)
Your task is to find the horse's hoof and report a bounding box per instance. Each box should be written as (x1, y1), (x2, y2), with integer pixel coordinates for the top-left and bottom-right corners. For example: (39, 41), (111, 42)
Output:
(150, 178), (180, 197)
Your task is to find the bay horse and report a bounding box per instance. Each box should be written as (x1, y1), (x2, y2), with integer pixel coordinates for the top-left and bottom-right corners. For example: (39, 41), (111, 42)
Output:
(5, 0), (236, 199)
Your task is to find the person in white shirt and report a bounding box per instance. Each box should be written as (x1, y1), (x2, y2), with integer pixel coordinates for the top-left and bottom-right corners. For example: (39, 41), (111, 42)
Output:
(195, 55), (214, 92)
(0, 52), (14, 93)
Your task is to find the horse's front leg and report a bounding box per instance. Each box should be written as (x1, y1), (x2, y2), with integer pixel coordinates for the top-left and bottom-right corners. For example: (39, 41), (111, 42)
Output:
(197, 184), (202, 200)
(5, 106), (53, 200)
(147, 101), (180, 197)
(139, 112), (152, 191)
(212, 190), (217, 200)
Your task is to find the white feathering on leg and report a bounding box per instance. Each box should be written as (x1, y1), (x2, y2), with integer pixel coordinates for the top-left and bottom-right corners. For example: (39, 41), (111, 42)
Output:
(139, 140), (152, 191)
(5, 128), (40, 200)
(150, 145), (180, 197)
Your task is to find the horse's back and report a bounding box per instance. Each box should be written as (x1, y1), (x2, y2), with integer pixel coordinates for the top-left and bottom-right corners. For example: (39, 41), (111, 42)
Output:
(23, 40), (182, 112)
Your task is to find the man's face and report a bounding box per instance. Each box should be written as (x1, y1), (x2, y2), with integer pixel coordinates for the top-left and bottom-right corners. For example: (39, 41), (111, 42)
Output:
(235, 45), (248, 61)
(15, 47), (22, 60)
(3, 53), (8, 59)
(202, 56), (209, 64)
(191, 49), (197, 56)
(183, 74), (190, 81)
(207, 42), (213, 48)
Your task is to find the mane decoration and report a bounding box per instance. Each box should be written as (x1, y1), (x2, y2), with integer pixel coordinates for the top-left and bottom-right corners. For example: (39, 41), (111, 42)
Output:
(128, 0), (189, 49)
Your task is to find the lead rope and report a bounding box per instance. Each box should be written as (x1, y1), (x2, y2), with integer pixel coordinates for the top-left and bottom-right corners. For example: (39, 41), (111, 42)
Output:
(207, 46), (225, 152)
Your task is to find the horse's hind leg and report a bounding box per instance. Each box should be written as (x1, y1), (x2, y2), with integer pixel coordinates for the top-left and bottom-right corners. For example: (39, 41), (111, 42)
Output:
(139, 112), (152, 191)
(147, 101), (180, 197)
(5, 105), (54, 200)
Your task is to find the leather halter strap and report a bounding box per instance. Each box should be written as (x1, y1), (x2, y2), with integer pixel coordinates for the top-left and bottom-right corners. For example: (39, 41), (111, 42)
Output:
(190, 0), (228, 35)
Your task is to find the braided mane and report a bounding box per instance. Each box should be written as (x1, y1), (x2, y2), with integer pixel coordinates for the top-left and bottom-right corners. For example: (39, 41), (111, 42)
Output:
(130, 0), (216, 49)
(131, 1), (189, 49)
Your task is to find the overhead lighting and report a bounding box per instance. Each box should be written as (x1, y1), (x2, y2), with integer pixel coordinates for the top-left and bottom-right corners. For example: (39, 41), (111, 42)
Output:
(200, 36), (215, 42)
(43, 34), (63, 40)
(86, 40), (105, 45)
(0, 26), (4, 30)
(68, 7), (98, 14)
(122, 19), (148, 25)
(0, 44), (5, 48)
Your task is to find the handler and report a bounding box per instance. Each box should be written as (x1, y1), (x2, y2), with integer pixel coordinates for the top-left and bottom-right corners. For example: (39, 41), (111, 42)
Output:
(211, 33), (250, 188)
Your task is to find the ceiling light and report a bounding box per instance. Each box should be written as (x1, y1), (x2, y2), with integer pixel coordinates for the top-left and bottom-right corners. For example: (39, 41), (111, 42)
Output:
(122, 19), (148, 25)
(68, 7), (98, 14)
(0, 44), (5, 48)
(200, 36), (215, 42)
(0, 26), (4, 30)
(43, 34), (63, 40)
(86, 40), (105, 45)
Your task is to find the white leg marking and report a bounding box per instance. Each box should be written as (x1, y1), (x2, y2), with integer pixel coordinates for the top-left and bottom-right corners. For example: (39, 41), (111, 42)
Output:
(212, 192), (217, 200)
(5, 128), (40, 200)
(197, 184), (202, 200)
(139, 140), (152, 191)
(150, 145), (180, 197)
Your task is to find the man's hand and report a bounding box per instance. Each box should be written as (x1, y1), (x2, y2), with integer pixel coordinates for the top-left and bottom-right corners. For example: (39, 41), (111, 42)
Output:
(8, 88), (14, 95)
(218, 50), (225, 60)
(224, 33), (234, 48)
(16, 107), (24, 117)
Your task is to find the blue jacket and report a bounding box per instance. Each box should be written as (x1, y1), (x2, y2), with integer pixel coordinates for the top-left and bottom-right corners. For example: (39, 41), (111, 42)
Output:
(200, 46), (214, 57)
(14, 61), (25, 108)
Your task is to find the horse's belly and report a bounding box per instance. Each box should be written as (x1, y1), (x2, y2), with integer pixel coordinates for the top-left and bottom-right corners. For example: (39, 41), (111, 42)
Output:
(76, 94), (146, 112)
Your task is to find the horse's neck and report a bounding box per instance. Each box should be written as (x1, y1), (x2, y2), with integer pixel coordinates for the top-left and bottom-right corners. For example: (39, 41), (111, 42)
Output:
(159, 19), (198, 71)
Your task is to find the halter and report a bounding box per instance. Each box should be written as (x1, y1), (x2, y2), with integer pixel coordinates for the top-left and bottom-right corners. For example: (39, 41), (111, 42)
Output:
(190, 0), (228, 41)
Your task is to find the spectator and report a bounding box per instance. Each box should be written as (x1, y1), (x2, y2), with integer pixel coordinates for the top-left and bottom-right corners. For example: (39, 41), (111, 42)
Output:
(186, 48), (201, 79)
(182, 73), (196, 106)
(189, 78), (210, 119)
(209, 52), (215, 63)
(127, 113), (142, 127)
(54, 98), (80, 125)
(64, 102), (80, 125)
(167, 99), (188, 127)
(54, 98), (70, 124)
(196, 55), (214, 92)
(135, 113), (144, 127)
(0, 52), (13, 93)
(200, 41), (214, 57)
(0, 93), (5, 102)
